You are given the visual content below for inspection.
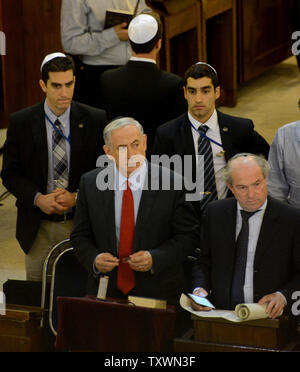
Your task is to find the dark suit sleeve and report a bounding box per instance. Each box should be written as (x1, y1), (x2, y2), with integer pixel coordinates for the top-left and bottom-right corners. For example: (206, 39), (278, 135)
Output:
(1, 115), (40, 208)
(149, 185), (200, 276)
(277, 214), (300, 309)
(241, 118), (270, 158)
(251, 130), (270, 159)
(151, 124), (174, 156)
(71, 174), (101, 275)
(191, 209), (211, 292)
(166, 76), (187, 120)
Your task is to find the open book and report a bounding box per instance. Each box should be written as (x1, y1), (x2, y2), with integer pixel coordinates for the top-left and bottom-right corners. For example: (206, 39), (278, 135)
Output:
(180, 294), (279, 322)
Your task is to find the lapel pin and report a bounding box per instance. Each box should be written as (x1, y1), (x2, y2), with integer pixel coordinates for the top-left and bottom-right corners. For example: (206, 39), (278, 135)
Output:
(78, 123), (84, 129)
(216, 150), (226, 157)
(223, 127), (229, 132)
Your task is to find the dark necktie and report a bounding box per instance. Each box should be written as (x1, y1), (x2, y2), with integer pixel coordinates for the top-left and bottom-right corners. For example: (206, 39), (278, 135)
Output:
(198, 125), (218, 211)
(117, 181), (135, 295)
(52, 119), (68, 189)
(231, 209), (259, 308)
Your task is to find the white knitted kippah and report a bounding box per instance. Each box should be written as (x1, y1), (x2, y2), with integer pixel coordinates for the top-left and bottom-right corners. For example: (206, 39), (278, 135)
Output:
(41, 52), (67, 71)
(128, 14), (158, 44)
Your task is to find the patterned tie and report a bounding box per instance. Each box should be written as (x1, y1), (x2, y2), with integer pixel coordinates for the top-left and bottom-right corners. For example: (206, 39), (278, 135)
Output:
(52, 119), (68, 189)
(198, 125), (218, 211)
(231, 210), (259, 308)
(117, 181), (135, 295)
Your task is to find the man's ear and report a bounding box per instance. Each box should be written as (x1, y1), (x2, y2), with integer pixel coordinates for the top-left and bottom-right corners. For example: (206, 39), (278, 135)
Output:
(103, 144), (115, 161)
(103, 144), (111, 156)
(39, 79), (47, 94)
(226, 182), (234, 195)
(215, 86), (221, 100)
(156, 39), (162, 51)
(143, 134), (147, 152)
(183, 86), (188, 100)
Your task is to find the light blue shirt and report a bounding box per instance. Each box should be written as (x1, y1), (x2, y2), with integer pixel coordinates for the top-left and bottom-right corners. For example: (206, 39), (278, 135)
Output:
(268, 121), (300, 209)
(61, 0), (150, 66)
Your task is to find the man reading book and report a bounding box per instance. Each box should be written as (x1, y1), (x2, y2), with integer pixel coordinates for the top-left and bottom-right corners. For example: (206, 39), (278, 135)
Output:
(61, 0), (150, 108)
(191, 153), (300, 319)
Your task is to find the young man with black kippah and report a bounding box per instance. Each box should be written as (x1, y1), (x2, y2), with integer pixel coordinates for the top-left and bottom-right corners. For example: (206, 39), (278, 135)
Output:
(152, 62), (270, 217)
(151, 62), (270, 291)
(1, 53), (107, 281)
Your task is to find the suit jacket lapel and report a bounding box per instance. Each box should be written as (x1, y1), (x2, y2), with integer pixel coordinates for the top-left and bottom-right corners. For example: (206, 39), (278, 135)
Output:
(180, 113), (196, 156)
(101, 166), (118, 256)
(217, 111), (234, 161)
(31, 103), (48, 189)
(254, 198), (280, 268)
(133, 163), (158, 252)
(180, 114), (197, 183)
(69, 102), (86, 188)
(223, 200), (238, 269)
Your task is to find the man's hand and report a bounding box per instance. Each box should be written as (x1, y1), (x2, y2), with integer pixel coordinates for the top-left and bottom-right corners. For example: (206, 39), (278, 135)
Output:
(95, 253), (119, 273)
(114, 22), (129, 41)
(53, 188), (76, 209)
(258, 292), (286, 319)
(128, 251), (152, 272)
(190, 288), (212, 312)
(35, 191), (68, 215)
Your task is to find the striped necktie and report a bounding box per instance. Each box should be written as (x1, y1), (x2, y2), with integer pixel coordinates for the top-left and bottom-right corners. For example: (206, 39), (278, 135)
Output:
(198, 125), (218, 211)
(52, 119), (68, 189)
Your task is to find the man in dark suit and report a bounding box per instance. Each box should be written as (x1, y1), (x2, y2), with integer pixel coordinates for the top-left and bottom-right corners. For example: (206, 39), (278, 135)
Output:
(191, 153), (300, 318)
(100, 13), (187, 152)
(71, 117), (199, 306)
(1, 53), (107, 281)
(151, 62), (269, 216)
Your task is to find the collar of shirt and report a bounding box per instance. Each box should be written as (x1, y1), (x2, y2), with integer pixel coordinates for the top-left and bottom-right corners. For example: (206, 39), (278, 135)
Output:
(130, 56), (156, 64)
(188, 109), (218, 134)
(115, 161), (147, 191)
(44, 100), (71, 131)
(237, 198), (268, 216)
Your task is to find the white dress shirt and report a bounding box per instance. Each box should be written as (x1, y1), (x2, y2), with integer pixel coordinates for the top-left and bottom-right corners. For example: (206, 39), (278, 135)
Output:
(130, 56), (156, 64)
(235, 200), (267, 303)
(188, 110), (227, 199)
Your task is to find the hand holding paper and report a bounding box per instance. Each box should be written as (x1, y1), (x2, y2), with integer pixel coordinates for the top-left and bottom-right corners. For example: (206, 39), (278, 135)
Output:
(258, 292), (286, 319)
(189, 289), (214, 311)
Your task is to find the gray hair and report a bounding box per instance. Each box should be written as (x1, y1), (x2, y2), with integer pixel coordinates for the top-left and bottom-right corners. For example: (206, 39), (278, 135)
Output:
(223, 153), (270, 186)
(103, 117), (144, 147)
